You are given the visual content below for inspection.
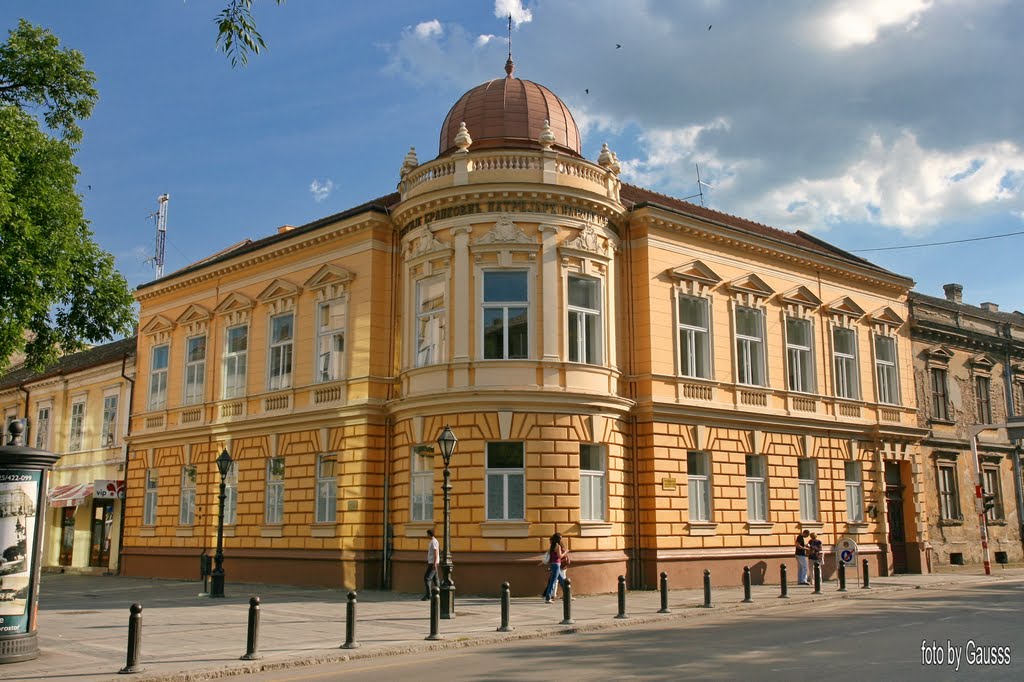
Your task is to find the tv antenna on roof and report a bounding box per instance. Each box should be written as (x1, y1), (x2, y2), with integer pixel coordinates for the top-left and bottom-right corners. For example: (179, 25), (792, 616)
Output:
(143, 194), (169, 278)
(681, 164), (714, 208)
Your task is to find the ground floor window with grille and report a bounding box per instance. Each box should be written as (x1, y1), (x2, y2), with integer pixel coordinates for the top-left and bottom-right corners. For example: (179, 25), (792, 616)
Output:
(982, 467), (1003, 521)
(579, 444), (606, 521)
(798, 458), (818, 521)
(315, 454), (337, 523)
(938, 462), (961, 521)
(486, 442), (524, 520)
(266, 457), (285, 524)
(845, 461), (863, 522)
(746, 455), (767, 522)
(688, 451), (711, 522)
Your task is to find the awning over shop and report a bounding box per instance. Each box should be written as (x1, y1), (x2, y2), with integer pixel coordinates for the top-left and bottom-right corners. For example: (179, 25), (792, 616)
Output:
(48, 483), (94, 508)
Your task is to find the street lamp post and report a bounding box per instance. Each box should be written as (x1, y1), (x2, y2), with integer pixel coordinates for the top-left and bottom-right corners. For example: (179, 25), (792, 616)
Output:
(436, 425), (458, 619)
(210, 449), (233, 598)
(968, 416), (1024, 576)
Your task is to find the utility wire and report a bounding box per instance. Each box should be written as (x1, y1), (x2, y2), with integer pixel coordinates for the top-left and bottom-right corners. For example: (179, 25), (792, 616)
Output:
(851, 229), (1024, 253)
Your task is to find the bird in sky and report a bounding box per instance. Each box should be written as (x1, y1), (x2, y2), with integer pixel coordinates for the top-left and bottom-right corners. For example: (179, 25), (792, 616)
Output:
(708, 25), (712, 31)
(616, 43), (621, 49)
(585, 88), (589, 94)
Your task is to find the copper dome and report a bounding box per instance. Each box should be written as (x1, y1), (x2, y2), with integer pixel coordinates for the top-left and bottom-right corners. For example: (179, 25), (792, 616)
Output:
(438, 69), (581, 157)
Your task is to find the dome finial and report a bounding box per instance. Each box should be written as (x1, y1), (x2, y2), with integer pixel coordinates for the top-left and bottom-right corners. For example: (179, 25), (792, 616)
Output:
(454, 122), (473, 152)
(505, 13), (514, 78)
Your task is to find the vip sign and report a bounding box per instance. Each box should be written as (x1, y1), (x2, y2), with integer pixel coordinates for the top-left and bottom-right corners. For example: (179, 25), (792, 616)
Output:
(94, 480), (125, 499)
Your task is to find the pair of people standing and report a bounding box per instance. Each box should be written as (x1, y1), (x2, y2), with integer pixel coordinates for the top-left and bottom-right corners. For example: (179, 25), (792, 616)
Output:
(794, 529), (823, 585)
(543, 532), (569, 603)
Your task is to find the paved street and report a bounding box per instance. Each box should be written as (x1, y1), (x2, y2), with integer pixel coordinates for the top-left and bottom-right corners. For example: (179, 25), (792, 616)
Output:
(7, 568), (1022, 681)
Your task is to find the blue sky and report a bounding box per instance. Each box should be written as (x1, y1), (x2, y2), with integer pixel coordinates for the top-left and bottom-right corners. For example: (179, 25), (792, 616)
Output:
(4, 1), (1023, 312)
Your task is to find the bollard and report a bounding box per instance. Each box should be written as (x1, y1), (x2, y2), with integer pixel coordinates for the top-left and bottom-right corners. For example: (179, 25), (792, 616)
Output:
(496, 582), (514, 632)
(118, 603), (144, 675)
(658, 571), (670, 613)
(702, 569), (713, 608)
(837, 561), (847, 592)
(742, 566), (752, 603)
(341, 591), (360, 649)
(560, 578), (575, 625)
(240, 596), (262, 660)
(779, 564), (789, 599)
(426, 586), (443, 640)
(812, 562), (821, 594)
(862, 558), (871, 589)
(615, 575), (628, 619)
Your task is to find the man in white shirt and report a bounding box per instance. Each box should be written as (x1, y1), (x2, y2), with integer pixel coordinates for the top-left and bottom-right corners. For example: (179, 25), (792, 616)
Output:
(423, 529), (439, 600)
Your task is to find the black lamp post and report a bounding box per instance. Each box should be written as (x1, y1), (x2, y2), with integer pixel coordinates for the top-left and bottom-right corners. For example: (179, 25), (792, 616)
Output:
(436, 425), (457, 619)
(210, 449), (232, 598)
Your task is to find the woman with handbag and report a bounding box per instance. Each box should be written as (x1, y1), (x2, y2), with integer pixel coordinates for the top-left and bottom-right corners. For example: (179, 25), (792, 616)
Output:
(542, 533), (569, 603)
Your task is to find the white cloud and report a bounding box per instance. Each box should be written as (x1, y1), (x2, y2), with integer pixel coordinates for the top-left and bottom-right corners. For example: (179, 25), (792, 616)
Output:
(476, 34), (497, 47)
(414, 19), (443, 40)
(816, 0), (933, 49)
(309, 178), (334, 203)
(495, 0), (533, 28)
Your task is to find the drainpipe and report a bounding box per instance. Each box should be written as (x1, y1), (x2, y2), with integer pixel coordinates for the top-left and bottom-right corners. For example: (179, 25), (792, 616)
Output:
(116, 350), (136, 575)
(1003, 325), (1024, 543)
(381, 214), (399, 590)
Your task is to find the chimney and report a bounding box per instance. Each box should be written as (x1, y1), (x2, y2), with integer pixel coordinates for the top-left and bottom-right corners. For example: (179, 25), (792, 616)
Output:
(277, 225), (295, 234)
(942, 283), (963, 304)
(980, 302), (999, 312)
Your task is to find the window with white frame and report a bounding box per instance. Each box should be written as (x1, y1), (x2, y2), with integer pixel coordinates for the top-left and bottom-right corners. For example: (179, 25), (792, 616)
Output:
(486, 442), (525, 520)
(786, 317), (814, 393)
(845, 461), (864, 522)
(183, 335), (206, 404)
(223, 462), (238, 525)
(735, 306), (766, 386)
(688, 451), (712, 522)
(265, 457), (285, 524)
(415, 278), (445, 368)
(677, 295), (711, 378)
(143, 469), (158, 525)
(149, 344), (169, 409)
(411, 446), (434, 522)
(482, 270), (529, 360)
(317, 299), (347, 381)
(976, 375), (992, 424)
(315, 454), (337, 523)
(832, 327), (860, 399)
(100, 395), (118, 448)
(179, 465), (196, 525)
(223, 325), (248, 398)
(930, 368), (950, 420)
(983, 467), (1003, 521)
(35, 405), (50, 450)
(580, 444), (607, 521)
(874, 335), (899, 405)
(938, 462), (960, 520)
(268, 313), (294, 390)
(68, 399), (85, 451)
(746, 455), (767, 522)
(798, 458), (819, 521)
(568, 275), (602, 364)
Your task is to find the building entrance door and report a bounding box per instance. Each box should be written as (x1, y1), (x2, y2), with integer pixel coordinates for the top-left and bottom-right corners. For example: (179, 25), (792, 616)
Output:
(89, 501), (114, 568)
(59, 507), (75, 566)
(885, 461), (907, 574)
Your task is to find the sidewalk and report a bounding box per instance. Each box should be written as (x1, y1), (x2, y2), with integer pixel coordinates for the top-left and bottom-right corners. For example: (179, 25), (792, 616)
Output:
(12, 566), (1023, 682)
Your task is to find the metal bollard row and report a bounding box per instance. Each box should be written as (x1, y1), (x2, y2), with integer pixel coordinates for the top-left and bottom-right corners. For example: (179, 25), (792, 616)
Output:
(342, 591), (360, 649)
(702, 569), (713, 608)
(812, 562), (822, 594)
(658, 571), (670, 613)
(862, 558), (871, 589)
(118, 603), (144, 675)
(837, 561), (847, 592)
(426, 586), (443, 640)
(742, 566), (752, 603)
(240, 596), (262, 660)
(780, 563), (789, 598)
(497, 582), (513, 632)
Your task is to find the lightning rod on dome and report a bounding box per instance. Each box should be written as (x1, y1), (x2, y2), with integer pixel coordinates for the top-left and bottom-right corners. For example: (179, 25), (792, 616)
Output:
(505, 13), (514, 77)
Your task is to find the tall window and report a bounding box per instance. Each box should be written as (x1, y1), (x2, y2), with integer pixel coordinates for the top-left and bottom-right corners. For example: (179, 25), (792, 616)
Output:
(938, 463), (960, 520)
(735, 306), (765, 386)
(315, 454), (337, 523)
(832, 327), (859, 399)
(265, 457), (285, 524)
(983, 468), (1003, 521)
(35, 406), (50, 450)
(874, 335), (899, 404)
(798, 458), (819, 521)
(268, 313), (294, 390)
(317, 300), (346, 381)
(976, 376), (992, 424)
(678, 296), (711, 378)
(149, 344), (169, 409)
(101, 395), (118, 447)
(69, 400), (85, 452)
(486, 442), (525, 520)
(224, 462), (238, 526)
(746, 455), (768, 522)
(223, 325), (248, 398)
(568, 276), (602, 364)
(687, 451), (711, 522)
(580, 444), (607, 521)
(845, 461), (864, 522)
(184, 335), (206, 404)
(930, 368), (949, 420)
(415, 279), (445, 367)
(411, 446), (434, 522)
(143, 469), (158, 525)
(786, 317), (814, 393)
(482, 270), (529, 360)
(179, 465), (196, 525)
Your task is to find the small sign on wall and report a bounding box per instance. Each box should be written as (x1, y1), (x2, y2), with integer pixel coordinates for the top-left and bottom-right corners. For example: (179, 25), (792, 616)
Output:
(661, 477), (677, 491)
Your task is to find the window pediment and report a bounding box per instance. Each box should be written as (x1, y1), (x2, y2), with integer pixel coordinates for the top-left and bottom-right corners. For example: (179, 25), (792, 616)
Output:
(175, 304), (211, 336)
(257, 278), (300, 303)
(667, 260), (721, 296)
(826, 296), (866, 324)
(560, 224), (612, 260)
(473, 215), (534, 246)
(214, 292), (254, 327)
(869, 306), (904, 330)
(403, 230), (451, 261)
(969, 353), (996, 373)
(925, 345), (954, 365)
(779, 285), (821, 315)
(141, 315), (174, 344)
(726, 273), (774, 305)
(304, 264), (354, 300)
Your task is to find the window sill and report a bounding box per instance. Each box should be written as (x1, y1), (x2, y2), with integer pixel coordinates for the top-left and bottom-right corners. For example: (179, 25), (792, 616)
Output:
(139, 527), (156, 537)
(310, 524), (336, 538)
(175, 526), (194, 538)
(987, 519), (1007, 526)
(929, 418), (955, 426)
(845, 522), (869, 534)
(938, 518), (964, 527)
(688, 522), (718, 537)
(405, 521), (435, 538)
(799, 521), (824, 532)
(261, 525), (284, 538)
(746, 521), (774, 536)
(578, 522), (613, 537)
(481, 521), (530, 538)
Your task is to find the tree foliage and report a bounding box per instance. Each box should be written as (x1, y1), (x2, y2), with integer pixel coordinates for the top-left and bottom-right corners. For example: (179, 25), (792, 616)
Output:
(214, 0), (284, 68)
(0, 20), (135, 373)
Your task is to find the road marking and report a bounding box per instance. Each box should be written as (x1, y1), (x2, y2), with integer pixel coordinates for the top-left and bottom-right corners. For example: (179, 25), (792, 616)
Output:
(850, 628), (881, 635)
